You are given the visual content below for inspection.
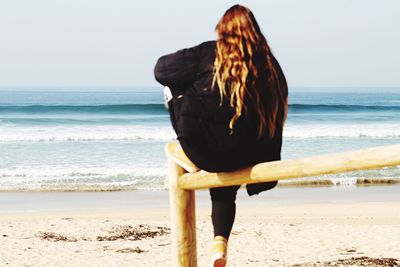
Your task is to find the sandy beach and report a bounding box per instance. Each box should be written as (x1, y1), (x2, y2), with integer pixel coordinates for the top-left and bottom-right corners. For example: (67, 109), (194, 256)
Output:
(0, 186), (399, 266)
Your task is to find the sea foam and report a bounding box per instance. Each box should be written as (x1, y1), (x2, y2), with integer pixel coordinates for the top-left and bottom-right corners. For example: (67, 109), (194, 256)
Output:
(0, 123), (399, 142)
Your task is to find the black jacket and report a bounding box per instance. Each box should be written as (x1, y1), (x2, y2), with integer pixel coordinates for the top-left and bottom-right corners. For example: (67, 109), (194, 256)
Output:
(154, 41), (287, 195)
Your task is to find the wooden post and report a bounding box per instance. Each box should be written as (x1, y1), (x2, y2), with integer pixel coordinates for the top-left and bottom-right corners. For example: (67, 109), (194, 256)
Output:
(168, 158), (197, 267)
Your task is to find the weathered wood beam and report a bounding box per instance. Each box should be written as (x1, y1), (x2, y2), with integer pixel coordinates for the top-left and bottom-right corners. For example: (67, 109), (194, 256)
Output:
(178, 144), (400, 190)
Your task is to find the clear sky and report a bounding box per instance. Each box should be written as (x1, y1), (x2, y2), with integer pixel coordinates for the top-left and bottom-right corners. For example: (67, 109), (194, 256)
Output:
(0, 0), (399, 87)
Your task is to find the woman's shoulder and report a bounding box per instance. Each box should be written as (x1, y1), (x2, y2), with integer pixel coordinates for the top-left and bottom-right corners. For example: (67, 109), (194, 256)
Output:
(191, 40), (216, 56)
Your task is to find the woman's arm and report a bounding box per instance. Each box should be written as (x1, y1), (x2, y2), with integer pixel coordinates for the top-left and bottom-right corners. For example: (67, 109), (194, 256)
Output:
(153, 43), (205, 87)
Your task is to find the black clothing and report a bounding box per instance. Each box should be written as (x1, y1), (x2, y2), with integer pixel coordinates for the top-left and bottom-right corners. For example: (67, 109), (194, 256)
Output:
(154, 40), (287, 195)
(210, 185), (240, 239)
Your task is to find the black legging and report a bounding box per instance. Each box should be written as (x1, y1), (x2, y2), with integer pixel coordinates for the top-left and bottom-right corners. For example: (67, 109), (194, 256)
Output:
(209, 185), (241, 239)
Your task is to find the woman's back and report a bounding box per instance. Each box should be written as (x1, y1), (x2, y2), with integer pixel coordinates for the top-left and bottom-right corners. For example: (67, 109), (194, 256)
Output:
(154, 40), (287, 194)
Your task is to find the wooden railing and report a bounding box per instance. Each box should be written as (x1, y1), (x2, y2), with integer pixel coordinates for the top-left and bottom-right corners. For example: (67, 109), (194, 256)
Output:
(166, 142), (400, 267)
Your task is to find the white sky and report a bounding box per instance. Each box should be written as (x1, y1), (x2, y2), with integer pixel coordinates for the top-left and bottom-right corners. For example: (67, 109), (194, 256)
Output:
(0, 0), (399, 87)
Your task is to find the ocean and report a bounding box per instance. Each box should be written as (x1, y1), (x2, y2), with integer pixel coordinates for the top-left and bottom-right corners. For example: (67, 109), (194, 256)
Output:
(0, 87), (399, 191)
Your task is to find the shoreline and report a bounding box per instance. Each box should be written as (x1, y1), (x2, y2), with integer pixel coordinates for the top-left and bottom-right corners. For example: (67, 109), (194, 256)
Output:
(1, 185), (400, 214)
(0, 177), (398, 193)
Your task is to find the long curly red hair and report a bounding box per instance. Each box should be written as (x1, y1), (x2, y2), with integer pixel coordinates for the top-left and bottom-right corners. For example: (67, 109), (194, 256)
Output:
(213, 4), (288, 139)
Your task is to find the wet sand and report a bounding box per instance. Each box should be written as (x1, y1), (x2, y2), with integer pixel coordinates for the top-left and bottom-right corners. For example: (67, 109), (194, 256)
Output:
(1, 185), (400, 213)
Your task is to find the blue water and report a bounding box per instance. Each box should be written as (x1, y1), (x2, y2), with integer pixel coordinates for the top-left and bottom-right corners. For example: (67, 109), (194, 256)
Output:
(0, 87), (399, 191)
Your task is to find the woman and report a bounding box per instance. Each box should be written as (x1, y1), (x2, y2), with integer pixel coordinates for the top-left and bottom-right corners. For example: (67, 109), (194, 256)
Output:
(154, 5), (288, 266)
